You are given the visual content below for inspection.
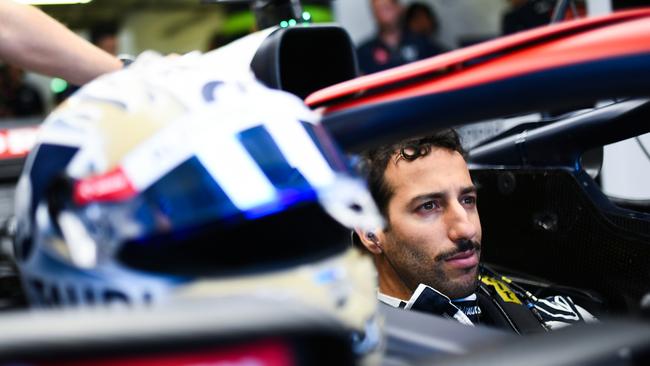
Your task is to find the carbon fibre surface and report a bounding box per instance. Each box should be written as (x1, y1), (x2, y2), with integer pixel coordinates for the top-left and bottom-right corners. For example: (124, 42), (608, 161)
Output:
(473, 168), (650, 314)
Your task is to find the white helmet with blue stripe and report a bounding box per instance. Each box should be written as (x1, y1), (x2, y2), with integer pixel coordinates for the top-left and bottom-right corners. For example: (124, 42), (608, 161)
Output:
(14, 51), (383, 353)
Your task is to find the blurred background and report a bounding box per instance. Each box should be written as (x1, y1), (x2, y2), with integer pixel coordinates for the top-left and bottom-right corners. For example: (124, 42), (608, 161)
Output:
(0, 0), (648, 223)
(6, 0), (645, 115)
(5, 0), (644, 112)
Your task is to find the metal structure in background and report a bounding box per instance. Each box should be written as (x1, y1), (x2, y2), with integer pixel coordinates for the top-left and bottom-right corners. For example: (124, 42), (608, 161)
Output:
(250, 0), (303, 29)
(204, 0), (331, 29)
(551, 0), (580, 23)
(40, 0), (210, 29)
(39, 0), (332, 32)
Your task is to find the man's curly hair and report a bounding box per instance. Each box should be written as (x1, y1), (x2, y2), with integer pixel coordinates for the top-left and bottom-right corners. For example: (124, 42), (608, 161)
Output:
(359, 129), (465, 218)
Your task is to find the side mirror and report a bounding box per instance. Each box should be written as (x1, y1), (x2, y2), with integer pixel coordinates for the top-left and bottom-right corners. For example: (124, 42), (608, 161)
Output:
(251, 25), (358, 99)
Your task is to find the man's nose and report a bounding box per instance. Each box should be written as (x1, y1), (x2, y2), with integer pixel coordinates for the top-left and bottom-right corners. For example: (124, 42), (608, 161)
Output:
(446, 202), (478, 242)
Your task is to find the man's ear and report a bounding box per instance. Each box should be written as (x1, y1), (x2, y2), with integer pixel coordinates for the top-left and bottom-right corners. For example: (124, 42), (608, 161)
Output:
(354, 228), (383, 255)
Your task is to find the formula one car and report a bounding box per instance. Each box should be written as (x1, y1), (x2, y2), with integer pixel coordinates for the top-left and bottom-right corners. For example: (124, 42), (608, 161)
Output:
(247, 3), (650, 364)
(1, 1), (650, 365)
(305, 7), (650, 318)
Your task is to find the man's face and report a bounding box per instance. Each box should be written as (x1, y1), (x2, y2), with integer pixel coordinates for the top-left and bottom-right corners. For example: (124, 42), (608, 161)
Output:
(379, 147), (482, 299)
(371, 0), (402, 29)
(408, 11), (435, 36)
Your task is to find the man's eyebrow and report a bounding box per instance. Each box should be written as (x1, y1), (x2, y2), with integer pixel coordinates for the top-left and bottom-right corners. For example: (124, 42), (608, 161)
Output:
(461, 186), (477, 195)
(409, 192), (446, 205)
(409, 186), (477, 204)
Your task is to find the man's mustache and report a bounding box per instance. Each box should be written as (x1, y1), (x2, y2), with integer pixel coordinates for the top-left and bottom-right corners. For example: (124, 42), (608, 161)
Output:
(435, 239), (481, 262)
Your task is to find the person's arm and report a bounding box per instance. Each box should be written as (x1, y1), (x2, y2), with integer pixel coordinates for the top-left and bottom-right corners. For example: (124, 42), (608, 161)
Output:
(0, 1), (122, 85)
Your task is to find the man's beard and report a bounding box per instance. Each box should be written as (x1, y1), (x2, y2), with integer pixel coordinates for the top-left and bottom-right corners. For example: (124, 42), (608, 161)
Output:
(385, 236), (481, 299)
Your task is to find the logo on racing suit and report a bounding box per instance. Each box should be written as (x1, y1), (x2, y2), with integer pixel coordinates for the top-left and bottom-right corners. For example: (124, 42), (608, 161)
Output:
(481, 276), (522, 304)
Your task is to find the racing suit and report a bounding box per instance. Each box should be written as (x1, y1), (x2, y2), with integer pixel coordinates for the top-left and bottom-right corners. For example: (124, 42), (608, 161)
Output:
(378, 265), (598, 334)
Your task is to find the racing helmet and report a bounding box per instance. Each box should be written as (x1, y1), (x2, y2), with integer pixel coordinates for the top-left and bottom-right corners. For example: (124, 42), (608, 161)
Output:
(14, 52), (383, 352)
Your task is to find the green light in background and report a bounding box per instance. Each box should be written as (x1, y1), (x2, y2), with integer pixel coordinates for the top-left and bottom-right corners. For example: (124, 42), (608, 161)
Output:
(302, 5), (333, 23)
(50, 78), (68, 94)
(288, 19), (297, 27)
(302, 12), (312, 21)
(221, 11), (255, 36)
(280, 20), (289, 28)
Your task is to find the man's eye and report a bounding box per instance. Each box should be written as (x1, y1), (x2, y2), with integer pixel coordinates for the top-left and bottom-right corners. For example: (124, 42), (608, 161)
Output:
(461, 196), (477, 206)
(419, 201), (439, 211)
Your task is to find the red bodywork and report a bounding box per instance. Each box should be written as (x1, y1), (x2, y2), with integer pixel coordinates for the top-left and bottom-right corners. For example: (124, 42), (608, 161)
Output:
(306, 9), (650, 114)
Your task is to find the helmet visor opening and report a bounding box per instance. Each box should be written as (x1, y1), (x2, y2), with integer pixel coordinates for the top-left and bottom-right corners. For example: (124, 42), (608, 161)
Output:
(117, 201), (350, 277)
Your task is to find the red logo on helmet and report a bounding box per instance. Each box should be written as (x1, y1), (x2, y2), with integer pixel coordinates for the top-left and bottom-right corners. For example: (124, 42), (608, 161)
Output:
(74, 167), (137, 205)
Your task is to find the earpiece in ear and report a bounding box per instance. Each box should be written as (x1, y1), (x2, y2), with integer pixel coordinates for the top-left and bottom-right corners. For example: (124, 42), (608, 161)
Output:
(366, 232), (383, 252)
